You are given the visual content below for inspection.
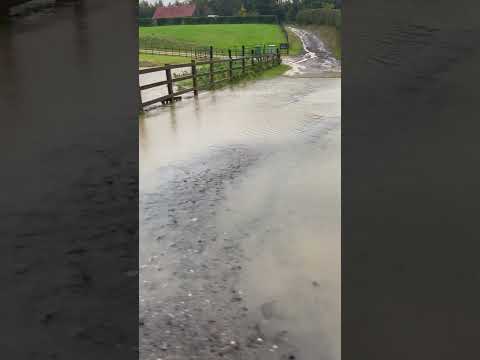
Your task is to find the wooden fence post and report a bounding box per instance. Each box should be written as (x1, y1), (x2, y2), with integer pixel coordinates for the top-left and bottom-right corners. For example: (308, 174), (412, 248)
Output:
(251, 49), (254, 68)
(209, 46), (214, 87)
(191, 59), (198, 96)
(242, 45), (245, 74)
(228, 49), (233, 81)
(165, 64), (173, 100)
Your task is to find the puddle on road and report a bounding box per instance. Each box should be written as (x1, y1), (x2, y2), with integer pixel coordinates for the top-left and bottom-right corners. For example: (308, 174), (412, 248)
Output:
(140, 76), (340, 191)
(216, 129), (340, 360)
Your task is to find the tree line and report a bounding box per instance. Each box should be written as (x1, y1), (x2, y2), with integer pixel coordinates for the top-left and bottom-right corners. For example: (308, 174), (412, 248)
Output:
(139, 0), (341, 22)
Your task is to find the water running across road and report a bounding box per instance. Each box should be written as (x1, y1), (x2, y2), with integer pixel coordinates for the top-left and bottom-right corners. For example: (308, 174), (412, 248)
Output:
(284, 27), (341, 77)
(140, 27), (341, 360)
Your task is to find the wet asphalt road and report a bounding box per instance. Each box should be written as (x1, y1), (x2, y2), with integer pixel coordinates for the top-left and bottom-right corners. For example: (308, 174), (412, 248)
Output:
(140, 28), (341, 360)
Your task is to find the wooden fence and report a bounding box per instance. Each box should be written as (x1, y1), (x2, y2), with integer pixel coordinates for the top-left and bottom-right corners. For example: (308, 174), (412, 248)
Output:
(139, 46), (282, 109)
(139, 47), (212, 59)
(139, 40), (289, 60)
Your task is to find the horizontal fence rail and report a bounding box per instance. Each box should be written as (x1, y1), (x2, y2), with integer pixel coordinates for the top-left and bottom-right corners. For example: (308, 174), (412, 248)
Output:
(139, 41), (289, 59)
(139, 46), (282, 110)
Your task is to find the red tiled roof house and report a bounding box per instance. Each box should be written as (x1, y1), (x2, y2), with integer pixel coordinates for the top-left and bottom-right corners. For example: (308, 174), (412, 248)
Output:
(152, 5), (197, 20)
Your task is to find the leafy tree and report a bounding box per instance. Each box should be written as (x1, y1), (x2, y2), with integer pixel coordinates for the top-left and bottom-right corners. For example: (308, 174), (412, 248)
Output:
(208, 0), (242, 16)
(255, 0), (275, 15)
(238, 4), (248, 16)
(138, 0), (340, 21)
(286, 0), (300, 21)
(322, 0), (335, 10)
(193, 0), (209, 15)
(300, 0), (337, 10)
(138, 0), (163, 18)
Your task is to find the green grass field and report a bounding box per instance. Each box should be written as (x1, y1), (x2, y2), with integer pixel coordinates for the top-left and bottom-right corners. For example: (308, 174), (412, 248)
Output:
(139, 53), (190, 67)
(139, 24), (287, 50)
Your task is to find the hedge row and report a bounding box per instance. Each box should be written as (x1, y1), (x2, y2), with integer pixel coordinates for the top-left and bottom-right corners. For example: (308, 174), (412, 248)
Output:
(138, 18), (154, 26)
(296, 8), (341, 29)
(138, 15), (278, 27)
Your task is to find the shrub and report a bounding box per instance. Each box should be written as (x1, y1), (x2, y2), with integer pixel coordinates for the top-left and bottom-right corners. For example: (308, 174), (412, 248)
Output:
(296, 8), (341, 29)
(153, 15), (278, 26)
(138, 17), (154, 26)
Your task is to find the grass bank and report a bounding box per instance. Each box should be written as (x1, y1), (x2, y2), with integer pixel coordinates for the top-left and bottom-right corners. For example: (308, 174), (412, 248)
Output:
(303, 25), (341, 60)
(139, 24), (286, 50)
(175, 62), (290, 92)
(286, 28), (303, 56)
(257, 63), (291, 79)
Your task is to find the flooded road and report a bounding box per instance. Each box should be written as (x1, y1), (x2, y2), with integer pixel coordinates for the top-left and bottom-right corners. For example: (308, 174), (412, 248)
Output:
(140, 28), (340, 360)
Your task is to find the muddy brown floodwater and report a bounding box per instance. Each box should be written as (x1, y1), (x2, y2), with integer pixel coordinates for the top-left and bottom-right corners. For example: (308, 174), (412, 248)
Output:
(140, 28), (341, 360)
